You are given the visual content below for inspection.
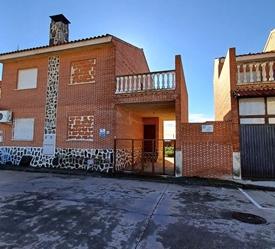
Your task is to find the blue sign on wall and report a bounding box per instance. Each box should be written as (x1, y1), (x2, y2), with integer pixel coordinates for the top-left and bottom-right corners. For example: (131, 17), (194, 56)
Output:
(99, 128), (106, 138)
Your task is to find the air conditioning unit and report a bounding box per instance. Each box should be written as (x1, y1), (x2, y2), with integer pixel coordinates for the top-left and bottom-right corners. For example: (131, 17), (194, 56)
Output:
(0, 111), (12, 123)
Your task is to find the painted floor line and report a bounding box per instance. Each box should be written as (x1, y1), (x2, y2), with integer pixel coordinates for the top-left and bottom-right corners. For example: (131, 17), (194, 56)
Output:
(238, 188), (275, 211)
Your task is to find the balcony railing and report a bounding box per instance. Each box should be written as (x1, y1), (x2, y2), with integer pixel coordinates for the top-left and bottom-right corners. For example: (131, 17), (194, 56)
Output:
(115, 70), (176, 94)
(237, 61), (275, 84)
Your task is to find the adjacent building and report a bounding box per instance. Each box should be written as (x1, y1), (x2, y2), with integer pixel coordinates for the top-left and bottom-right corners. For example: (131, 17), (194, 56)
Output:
(214, 30), (275, 179)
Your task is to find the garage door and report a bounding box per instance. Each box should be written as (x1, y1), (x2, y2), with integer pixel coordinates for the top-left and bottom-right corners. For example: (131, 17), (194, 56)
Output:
(240, 124), (275, 179)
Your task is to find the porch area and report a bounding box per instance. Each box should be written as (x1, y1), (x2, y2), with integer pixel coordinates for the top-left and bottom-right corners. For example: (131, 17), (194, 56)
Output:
(114, 101), (176, 176)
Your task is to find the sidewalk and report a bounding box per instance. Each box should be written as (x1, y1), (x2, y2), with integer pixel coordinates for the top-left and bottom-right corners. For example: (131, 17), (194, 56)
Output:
(232, 179), (275, 190)
(0, 165), (275, 191)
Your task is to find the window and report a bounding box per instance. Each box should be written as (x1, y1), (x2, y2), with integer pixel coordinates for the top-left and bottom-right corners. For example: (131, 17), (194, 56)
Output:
(240, 118), (265, 124)
(17, 68), (38, 89)
(267, 97), (275, 115)
(0, 130), (3, 143)
(239, 98), (265, 116)
(13, 118), (34, 141)
(239, 97), (275, 124)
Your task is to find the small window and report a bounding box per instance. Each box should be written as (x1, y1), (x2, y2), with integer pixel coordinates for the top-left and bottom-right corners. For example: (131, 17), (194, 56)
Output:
(239, 98), (265, 116)
(269, 118), (275, 124)
(240, 118), (265, 124)
(267, 97), (275, 115)
(17, 68), (38, 89)
(0, 130), (3, 143)
(13, 118), (34, 141)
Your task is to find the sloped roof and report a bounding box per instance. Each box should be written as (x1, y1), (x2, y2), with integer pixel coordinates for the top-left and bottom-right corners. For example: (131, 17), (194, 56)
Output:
(0, 34), (111, 57)
(232, 83), (275, 97)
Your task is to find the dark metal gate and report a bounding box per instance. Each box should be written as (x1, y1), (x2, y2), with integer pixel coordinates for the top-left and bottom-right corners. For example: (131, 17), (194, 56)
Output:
(114, 139), (176, 176)
(240, 124), (275, 179)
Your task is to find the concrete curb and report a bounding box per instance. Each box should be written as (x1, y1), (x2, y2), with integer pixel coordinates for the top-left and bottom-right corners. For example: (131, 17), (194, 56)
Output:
(1, 165), (275, 192)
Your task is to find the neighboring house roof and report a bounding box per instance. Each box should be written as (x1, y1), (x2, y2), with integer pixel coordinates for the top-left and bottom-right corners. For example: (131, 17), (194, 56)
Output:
(264, 29), (275, 52)
(236, 50), (275, 58)
(217, 29), (275, 60)
(0, 34), (143, 62)
(217, 50), (275, 62)
(233, 83), (275, 97)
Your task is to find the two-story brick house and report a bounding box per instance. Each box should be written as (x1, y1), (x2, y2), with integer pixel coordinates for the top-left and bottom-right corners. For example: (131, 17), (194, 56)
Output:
(214, 30), (275, 179)
(0, 14), (188, 175)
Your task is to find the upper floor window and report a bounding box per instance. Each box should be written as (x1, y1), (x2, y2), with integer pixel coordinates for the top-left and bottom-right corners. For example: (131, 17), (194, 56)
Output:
(17, 68), (38, 89)
(70, 59), (96, 85)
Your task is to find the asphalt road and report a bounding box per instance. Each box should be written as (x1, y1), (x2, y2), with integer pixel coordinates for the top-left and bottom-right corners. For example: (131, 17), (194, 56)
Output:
(0, 170), (274, 249)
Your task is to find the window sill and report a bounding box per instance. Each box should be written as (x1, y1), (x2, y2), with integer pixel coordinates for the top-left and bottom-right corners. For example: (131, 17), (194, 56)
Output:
(11, 139), (34, 142)
(66, 139), (93, 142)
(14, 88), (37, 91)
(68, 81), (95, 86)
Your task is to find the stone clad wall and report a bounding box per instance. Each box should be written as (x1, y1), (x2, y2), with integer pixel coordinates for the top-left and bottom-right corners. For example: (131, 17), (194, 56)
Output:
(49, 20), (69, 45)
(44, 56), (60, 135)
(0, 147), (113, 172)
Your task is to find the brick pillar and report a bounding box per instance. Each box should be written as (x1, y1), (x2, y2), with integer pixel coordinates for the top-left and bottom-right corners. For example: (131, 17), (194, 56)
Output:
(175, 55), (188, 177)
(228, 48), (241, 179)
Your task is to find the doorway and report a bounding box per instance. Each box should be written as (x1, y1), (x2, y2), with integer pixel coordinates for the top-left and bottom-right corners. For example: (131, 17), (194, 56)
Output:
(143, 124), (156, 153)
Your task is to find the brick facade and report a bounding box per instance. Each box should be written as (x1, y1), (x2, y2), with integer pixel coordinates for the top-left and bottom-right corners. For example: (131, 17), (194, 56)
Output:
(181, 122), (233, 178)
(0, 56), (48, 147)
(56, 44), (116, 149)
(113, 38), (149, 76)
(175, 55), (188, 152)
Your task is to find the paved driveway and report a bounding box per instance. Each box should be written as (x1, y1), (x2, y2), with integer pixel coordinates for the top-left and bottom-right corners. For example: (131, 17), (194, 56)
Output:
(0, 171), (274, 249)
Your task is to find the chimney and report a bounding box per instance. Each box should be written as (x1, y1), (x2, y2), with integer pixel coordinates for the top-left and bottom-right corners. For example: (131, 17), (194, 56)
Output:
(49, 14), (70, 46)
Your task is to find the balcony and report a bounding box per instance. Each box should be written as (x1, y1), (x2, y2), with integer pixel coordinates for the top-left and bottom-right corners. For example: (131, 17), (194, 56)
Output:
(237, 60), (275, 85)
(115, 70), (176, 94)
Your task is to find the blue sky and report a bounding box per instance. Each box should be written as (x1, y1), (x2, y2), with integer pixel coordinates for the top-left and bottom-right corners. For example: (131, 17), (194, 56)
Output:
(1, 0), (275, 121)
